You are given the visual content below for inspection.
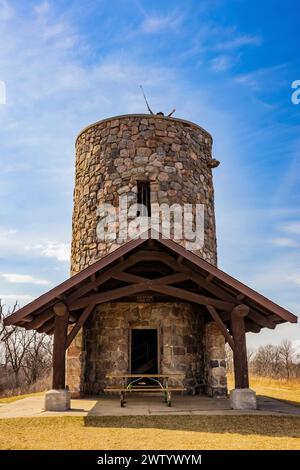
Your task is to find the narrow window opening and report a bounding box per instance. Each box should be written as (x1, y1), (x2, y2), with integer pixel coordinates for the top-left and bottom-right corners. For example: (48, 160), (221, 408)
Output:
(137, 181), (151, 216)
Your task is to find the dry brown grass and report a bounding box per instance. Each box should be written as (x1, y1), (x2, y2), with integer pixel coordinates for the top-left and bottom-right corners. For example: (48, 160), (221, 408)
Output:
(227, 374), (300, 407)
(0, 392), (43, 404)
(0, 415), (299, 450)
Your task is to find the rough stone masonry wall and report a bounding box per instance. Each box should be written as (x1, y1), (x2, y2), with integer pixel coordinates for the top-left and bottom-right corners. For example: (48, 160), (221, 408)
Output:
(204, 322), (227, 396)
(81, 302), (204, 395)
(71, 114), (217, 275)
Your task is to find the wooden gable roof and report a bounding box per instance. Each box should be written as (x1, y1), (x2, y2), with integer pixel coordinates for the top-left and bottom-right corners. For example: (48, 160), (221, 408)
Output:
(4, 235), (297, 335)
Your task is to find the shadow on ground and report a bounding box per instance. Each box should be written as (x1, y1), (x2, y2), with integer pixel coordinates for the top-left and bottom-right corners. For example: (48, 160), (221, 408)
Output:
(82, 414), (300, 438)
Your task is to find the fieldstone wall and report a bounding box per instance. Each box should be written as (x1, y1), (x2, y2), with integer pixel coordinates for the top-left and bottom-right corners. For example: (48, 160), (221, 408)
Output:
(80, 302), (204, 395)
(204, 322), (227, 396)
(71, 114), (217, 275)
(66, 327), (85, 397)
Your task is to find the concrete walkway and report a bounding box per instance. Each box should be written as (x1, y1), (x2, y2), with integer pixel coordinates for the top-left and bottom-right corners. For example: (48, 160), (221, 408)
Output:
(0, 394), (300, 418)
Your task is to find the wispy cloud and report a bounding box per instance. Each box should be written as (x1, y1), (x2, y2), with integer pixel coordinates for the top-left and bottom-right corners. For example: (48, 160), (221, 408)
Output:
(215, 33), (261, 51)
(210, 55), (235, 72)
(0, 0), (14, 21)
(28, 242), (70, 262)
(0, 227), (70, 263)
(140, 10), (183, 33)
(288, 274), (300, 287)
(0, 294), (34, 306)
(271, 237), (300, 248)
(235, 64), (286, 91)
(281, 222), (300, 234)
(1, 273), (50, 285)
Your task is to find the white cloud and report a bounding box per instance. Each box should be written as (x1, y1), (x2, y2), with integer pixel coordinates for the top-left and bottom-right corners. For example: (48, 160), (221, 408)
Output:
(0, 0), (14, 21)
(141, 12), (183, 33)
(1, 273), (50, 285)
(281, 222), (300, 234)
(288, 274), (300, 287)
(210, 55), (234, 72)
(28, 242), (70, 262)
(271, 237), (299, 248)
(0, 294), (34, 304)
(0, 228), (70, 263)
(235, 65), (285, 91)
(34, 1), (50, 17)
(215, 34), (261, 51)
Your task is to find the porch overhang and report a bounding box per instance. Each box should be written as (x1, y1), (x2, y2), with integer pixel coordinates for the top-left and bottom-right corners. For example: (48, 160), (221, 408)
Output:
(4, 235), (297, 337)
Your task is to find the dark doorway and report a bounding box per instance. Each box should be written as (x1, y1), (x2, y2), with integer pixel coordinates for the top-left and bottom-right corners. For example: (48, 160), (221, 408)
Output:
(131, 329), (158, 374)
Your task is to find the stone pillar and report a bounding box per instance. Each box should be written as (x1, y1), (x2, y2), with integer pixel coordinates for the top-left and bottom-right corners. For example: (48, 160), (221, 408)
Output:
(204, 322), (227, 397)
(66, 328), (86, 397)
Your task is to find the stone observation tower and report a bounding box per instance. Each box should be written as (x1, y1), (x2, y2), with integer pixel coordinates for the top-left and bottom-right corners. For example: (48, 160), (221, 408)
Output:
(71, 114), (219, 274)
(68, 114), (226, 396)
(5, 113), (296, 411)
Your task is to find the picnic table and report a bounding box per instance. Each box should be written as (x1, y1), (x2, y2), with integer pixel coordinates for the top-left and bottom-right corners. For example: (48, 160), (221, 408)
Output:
(105, 373), (185, 407)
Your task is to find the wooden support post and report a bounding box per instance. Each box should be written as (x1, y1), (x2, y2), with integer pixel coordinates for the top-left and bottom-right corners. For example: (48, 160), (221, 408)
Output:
(231, 304), (250, 389)
(52, 302), (69, 389)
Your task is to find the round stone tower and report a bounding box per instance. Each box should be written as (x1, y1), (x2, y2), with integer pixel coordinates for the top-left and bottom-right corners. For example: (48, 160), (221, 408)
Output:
(71, 114), (218, 275)
(67, 114), (227, 398)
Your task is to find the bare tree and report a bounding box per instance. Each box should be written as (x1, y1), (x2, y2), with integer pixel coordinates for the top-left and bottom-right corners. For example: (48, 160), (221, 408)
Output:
(0, 300), (30, 387)
(22, 331), (52, 385)
(279, 339), (295, 380)
(0, 300), (53, 392)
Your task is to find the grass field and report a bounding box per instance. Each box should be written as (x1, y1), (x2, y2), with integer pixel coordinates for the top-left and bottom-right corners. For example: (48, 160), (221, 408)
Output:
(0, 376), (299, 450)
(0, 415), (299, 450)
(228, 374), (300, 407)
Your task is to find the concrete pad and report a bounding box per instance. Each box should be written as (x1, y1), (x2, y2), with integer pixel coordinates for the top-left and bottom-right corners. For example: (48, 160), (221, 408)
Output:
(230, 388), (257, 410)
(0, 393), (299, 418)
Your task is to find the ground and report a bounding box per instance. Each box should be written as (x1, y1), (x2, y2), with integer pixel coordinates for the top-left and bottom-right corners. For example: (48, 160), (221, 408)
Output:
(0, 416), (299, 450)
(0, 376), (299, 450)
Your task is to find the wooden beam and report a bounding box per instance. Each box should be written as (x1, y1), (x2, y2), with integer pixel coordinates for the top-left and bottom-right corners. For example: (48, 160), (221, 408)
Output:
(19, 315), (34, 323)
(53, 302), (68, 317)
(52, 307), (69, 389)
(187, 270), (276, 330)
(66, 304), (95, 349)
(66, 252), (151, 304)
(25, 310), (54, 330)
(150, 284), (235, 311)
(113, 271), (189, 286)
(248, 310), (276, 329)
(206, 305), (234, 349)
(69, 283), (150, 310)
(231, 305), (249, 389)
(233, 304), (250, 317)
(37, 318), (55, 333)
(133, 251), (182, 272)
(206, 274), (214, 282)
(237, 294), (245, 301)
(245, 318), (261, 333)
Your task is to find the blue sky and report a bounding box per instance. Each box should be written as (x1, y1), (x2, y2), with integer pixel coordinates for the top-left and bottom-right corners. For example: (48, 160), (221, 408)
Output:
(0, 0), (299, 349)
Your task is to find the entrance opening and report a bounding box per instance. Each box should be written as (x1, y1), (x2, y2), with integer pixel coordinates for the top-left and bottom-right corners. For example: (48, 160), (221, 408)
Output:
(131, 329), (158, 374)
